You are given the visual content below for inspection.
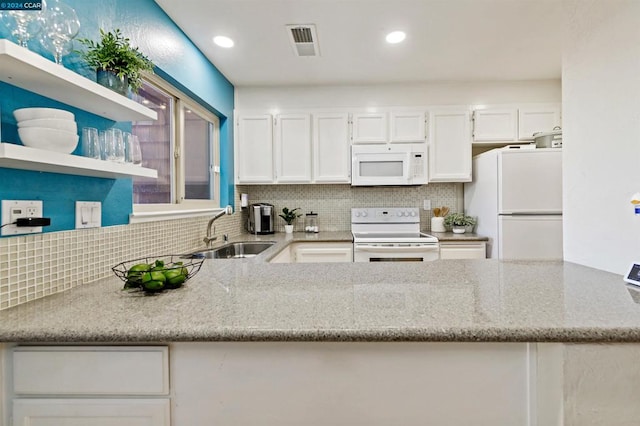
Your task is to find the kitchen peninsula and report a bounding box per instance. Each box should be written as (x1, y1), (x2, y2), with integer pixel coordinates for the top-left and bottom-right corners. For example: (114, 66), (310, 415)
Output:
(2, 234), (640, 425)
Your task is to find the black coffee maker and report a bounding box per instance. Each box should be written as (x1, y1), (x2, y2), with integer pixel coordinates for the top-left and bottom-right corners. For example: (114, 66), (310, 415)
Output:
(248, 203), (275, 234)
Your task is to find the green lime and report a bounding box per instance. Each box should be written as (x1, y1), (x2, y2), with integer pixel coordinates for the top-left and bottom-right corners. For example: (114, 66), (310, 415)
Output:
(150, 271), (166, 283)
(143, 280), (164, 291)
(128, 263), (151, 272)
(163, 269), (181, 279)
(162, 269), (185, 289)
(126, 272), (144, 284)
(127, 263), (150, 277)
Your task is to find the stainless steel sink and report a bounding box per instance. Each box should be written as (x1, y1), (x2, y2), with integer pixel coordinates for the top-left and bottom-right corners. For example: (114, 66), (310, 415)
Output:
(187, 241), (276, 259)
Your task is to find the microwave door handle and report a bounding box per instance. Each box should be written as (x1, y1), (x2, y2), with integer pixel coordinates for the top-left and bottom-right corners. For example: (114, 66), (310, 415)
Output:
(404, 152), (411, 183)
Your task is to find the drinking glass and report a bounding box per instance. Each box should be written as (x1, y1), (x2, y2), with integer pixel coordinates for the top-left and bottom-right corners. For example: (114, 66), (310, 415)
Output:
(2, 4), (46, 48)
(130, 135), (143, 166)
(81, 127), (100, 160)
(111, 129), (125, 163)
(40, 0), (80, 64)
(101, 129), (125, 162)
(124, 132), (143, 165)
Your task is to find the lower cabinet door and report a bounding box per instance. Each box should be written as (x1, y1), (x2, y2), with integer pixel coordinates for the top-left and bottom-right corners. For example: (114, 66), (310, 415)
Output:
(13, 399), (170, 426)
(294, 243), (353, 263)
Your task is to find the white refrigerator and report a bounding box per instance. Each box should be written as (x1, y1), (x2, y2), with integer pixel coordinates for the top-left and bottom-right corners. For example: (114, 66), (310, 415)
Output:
(464, 147), (563, 260)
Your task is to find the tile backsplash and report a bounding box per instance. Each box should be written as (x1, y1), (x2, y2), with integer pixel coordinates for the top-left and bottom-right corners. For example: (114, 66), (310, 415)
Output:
(239, 183), (463, 233)
(0, 212), (244, 310)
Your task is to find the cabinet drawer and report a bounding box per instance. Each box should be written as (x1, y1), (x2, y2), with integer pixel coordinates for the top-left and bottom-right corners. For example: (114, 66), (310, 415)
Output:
(12, 398), (170, 426)
(439, 242), (487, 260)
(13, 346), (169, 395)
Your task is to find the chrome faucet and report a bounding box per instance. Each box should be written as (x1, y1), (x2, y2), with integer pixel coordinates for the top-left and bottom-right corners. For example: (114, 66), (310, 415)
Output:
(203, 205), (233, 247)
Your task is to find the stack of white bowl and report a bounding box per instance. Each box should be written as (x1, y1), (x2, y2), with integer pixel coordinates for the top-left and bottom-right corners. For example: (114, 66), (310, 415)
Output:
(14, 108), (79, 154)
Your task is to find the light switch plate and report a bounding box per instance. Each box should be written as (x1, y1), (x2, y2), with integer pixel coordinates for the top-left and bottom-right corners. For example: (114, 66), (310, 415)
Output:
(75, 201), (101, 229)
(423, 199), (431, 211)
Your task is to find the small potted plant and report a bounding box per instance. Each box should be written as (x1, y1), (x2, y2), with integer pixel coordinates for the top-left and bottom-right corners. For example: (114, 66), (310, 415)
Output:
(279, 207), (301, 234)
(77, 28), (154, 96)
(444, 212), (477, 234)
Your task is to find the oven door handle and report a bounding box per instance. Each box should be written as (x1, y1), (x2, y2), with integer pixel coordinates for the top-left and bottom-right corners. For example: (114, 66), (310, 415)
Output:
(354, 245), (439, 253)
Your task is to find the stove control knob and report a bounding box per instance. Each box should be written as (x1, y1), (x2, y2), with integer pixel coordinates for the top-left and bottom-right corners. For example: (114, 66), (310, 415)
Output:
(362, 211), (368, 217)
(354, 211), (361, 217)
(410, 211), (417, 217)
(396, 211), (403, 217)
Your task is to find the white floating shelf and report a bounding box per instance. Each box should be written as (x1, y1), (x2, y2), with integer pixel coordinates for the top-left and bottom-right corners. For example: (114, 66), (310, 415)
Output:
(0, 143), (158, 179)
(0, 40), (157, 122)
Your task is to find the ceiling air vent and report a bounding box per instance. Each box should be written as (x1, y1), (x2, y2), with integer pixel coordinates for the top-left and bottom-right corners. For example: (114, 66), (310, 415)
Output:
(286, 24), (320, 57)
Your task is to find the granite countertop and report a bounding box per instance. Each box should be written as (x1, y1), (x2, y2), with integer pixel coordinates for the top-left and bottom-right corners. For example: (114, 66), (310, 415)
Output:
(0, 232), (639, 344)
(428, 231), (489, 242)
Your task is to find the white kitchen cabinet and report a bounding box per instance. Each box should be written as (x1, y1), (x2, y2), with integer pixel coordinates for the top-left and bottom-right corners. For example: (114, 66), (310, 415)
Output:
(351, 112), (388, 143)
(269, 244), (292, 263)
(471, 104), (561, 143)
(275, 113), (312, 183)
(390, 111), (426, 143)
(293, 242), (353, 263)
(472, 108), (518, 142)
(428, 107), (472, 182)
(236, 114), (274, 183)
(518, 104), (561, 140)
(12, 399), (170, 426)
(312, 113), (351, 183)
(439, 241), (487, 259)
(269, 242), (353, 263)
(170, 342), (534, 426)
(352, 111), (426, 144)
(9, 346), (170, 426)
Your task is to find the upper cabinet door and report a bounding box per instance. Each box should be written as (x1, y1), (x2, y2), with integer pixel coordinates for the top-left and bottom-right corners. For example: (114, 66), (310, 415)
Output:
(236, 114), (274, 184)
(351, 112), (388, 143)
(390, 111), (426, 143)
(518, 104), (561, 140)
(472, 108), (518, 142)
(428, 108), (472, 183)
(275, 113), (312, 183)
(312, 113), (351, 183)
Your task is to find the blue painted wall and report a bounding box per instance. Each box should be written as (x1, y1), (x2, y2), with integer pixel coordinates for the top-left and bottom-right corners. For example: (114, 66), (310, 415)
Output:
(0, 0), (235, 235)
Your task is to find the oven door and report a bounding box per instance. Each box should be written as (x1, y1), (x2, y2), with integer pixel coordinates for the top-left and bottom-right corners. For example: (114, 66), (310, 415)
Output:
(353, 243), (440, 262)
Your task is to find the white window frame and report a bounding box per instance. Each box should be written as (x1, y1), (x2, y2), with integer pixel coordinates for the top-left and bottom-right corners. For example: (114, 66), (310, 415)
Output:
(130, 74), (222, 223)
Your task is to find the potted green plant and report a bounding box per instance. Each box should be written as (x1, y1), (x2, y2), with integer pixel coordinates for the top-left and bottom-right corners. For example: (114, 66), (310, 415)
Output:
(279, 207), (301, 234)
(77, 28), (154, 96)
(443, 212), (477, 234)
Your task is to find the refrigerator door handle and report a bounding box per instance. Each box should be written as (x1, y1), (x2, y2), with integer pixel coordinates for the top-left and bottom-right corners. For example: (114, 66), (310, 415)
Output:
(500, 212), (562, 216)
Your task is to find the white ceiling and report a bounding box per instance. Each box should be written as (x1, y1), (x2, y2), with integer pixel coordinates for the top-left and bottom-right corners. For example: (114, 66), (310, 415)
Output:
(154, 0), (564, 87)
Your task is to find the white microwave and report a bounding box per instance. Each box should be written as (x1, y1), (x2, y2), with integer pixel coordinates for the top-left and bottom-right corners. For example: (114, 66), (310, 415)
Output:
(351, 143), (428, 186)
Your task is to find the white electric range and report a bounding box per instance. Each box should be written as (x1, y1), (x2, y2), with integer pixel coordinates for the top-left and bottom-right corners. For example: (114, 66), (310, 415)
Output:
(351, 207), (439, 262)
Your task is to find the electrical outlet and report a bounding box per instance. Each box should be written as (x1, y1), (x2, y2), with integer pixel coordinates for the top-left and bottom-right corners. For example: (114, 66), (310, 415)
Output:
(423, 199), (431, 211)
(1, 200), (43, 236)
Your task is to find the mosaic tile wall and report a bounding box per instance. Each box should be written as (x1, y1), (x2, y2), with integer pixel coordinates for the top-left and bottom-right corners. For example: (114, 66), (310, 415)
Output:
(238, 183), (463, 233)
(0, 208), (244, 311)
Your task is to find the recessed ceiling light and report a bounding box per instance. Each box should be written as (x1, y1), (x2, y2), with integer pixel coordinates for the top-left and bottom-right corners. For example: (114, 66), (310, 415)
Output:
(385, 31), (406, 44)
(213, 35), (234, 48)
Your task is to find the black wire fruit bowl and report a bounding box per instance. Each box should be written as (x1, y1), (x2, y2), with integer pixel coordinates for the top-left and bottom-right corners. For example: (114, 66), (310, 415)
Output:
(112, 255), (204, 294)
